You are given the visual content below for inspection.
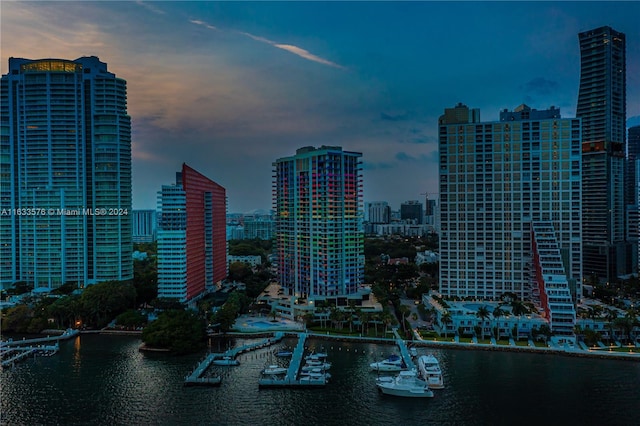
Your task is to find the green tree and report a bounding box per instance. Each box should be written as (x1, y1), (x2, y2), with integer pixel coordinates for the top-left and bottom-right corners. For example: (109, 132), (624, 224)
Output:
(142, 310), (206, 354)
(441, 312), (452, 338)
(492, 307), (505, 340)
(116, 309), (148, 328)
(1, 305), (33, 333)
(476, 306), (491, 340)
(81, 281), (137, 328)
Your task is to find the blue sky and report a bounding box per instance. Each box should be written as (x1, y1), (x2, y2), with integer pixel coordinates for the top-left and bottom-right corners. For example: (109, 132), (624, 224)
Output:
(2, 1), (639, 213)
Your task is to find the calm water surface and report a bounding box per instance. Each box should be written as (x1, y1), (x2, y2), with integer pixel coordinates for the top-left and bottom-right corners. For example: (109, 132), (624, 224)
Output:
(1, 334), (639, 426)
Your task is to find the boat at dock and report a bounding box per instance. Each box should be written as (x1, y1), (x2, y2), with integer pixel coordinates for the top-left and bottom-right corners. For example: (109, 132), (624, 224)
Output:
(376, 370), (434, 398)
(262, 365), (288, 375)
(417, 354), (444, 389)
(212, 356), (239, 366)
(275, 349), (293, 357)
(370, 354), (406, 372)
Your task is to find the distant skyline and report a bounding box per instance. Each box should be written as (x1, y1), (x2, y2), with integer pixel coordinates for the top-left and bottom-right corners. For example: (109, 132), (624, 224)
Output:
(2, 1), (639, 213)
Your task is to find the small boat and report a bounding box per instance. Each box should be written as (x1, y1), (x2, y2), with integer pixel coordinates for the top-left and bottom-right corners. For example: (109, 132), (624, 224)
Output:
(301, 362), (331, 372)
(305, 359), (331, 369)
(306, 349), (328, 360)
(275, 350), (293, 358)
(370, 354), (406, 372)
(262, 365), (287, 375)
(409, 347), (418, 357)
(299, 368), (331, 380)
(376, 370), (434, 398)
(417, 354), (444, 389)
(213, 356), (239, 366)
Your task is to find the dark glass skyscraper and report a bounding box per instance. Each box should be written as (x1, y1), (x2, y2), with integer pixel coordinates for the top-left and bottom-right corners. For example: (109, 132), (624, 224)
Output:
(576, 26), (628, 282)
(1, 57), (132, 289)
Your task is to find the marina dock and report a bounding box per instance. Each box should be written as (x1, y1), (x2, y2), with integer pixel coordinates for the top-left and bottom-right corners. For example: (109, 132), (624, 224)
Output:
(393, 329), (416, 370)
(258, 333), (326, 388)
(185, 332), (284, 386)
(1, 344), (59, 368)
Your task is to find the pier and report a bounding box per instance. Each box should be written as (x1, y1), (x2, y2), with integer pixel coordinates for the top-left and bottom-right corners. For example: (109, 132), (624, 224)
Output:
(393, 329), (416, 370)
(258, 333), (326, 388)
(1, 344), (59, 368)
(185, 332), (284, 386)
(0, 328), (78, 349)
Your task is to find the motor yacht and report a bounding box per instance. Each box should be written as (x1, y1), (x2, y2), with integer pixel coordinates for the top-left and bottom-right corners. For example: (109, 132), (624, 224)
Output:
(376, 370), (434, 398)
(369, 354), (406, 372)
(417, 354), (444, 389)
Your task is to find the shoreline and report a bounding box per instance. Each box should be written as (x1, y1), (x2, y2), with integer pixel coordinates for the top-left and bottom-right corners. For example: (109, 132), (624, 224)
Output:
(20, 328), (638, 362)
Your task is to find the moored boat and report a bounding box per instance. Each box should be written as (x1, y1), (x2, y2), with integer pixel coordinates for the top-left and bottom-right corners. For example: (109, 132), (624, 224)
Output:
(213, 356), (239, 366)
(370, 354), (406, 372)
(262, 365), (288, 375)
(417, 354), (444, 389)
(376, 370), (434, 398)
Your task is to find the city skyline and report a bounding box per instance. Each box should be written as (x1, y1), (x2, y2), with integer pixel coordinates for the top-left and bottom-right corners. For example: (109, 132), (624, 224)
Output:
(2, 2), (639, 212)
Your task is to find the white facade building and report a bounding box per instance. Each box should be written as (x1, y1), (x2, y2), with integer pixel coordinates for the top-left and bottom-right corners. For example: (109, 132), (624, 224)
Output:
(438, 104), (581, 333)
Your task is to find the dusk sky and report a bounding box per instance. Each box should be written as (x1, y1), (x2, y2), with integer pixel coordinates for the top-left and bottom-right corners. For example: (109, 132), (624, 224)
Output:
(2, 1), (639, 213)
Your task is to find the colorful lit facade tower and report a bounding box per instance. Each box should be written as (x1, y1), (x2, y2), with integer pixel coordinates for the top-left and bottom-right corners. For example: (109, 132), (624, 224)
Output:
(438, 104), (581, 322)
(157, 164), (226, 303)
(273, 146), (364, 300)
(576, 26), (628, 282)
(1, 57), (132, 289)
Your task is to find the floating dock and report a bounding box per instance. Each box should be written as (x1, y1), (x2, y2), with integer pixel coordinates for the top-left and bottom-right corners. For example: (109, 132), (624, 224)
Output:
(258, 333), (326, 388)
(1, 344), (59, 368)
(393, 329), (416, 370)
(184, 332), (284, 387)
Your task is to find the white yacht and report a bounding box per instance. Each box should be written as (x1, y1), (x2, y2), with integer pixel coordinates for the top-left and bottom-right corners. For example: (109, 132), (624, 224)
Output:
(369, 354), (406, 372)
(417, 354), (444, 389)
(305, 359), (331, 369)
(262, 365), (288, 375)
(376, 370), (434, 398)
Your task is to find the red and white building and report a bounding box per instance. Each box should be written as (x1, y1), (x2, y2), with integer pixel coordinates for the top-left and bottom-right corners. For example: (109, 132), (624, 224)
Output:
(157, 164), (227, 303)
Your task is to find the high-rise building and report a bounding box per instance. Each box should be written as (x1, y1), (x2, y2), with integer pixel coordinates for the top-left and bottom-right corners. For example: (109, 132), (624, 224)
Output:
(576, 26), (628, 282)
(400, 200), (423, 224)
(157, 164), (226, 302)
(132, 210), (157, 243)
(626, 125), (640, 273)
(243, 215), (274, 240)
(273, 146), (364, 299)
(1, 57), (132, 289)
(438, 104), (580, 333)
(365, 201), (391, 224)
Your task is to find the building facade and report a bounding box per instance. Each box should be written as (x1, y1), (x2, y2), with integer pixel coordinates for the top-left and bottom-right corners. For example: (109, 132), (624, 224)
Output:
(273, 146), (364, 300)
(400, 200), (423, 224)
(132, 209), (157, 243)
(365, 201), (391, 224)
(157, 164), (227, 302)
(576, 26), (629, 282)
(1, 57), (132, 289)
(438, 104), (581, 332)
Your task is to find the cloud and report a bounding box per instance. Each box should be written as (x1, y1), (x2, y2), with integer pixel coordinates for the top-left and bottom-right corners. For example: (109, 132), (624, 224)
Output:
(522, 77), (559, 96)
(189, 19), (217, 31)
(135, 1), (165, 15)
(237, 31), (344, 69)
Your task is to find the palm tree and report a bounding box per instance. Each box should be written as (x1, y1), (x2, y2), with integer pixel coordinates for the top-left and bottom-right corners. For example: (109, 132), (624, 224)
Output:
(604, 308), (618, 343)
(371, 313), (380, 337)
(492, 307), (505, 340)
(441, 312), (452, 338)
(511, 300), (528, 317)
(476, 306), (490, 340)
(360, 311), (370, 336)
